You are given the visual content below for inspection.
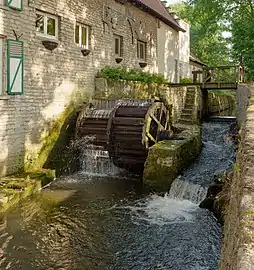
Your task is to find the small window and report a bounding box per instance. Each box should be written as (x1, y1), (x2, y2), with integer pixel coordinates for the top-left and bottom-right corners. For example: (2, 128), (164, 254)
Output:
(75, 24), (89, 49)
(36, 11), (58, 39)
(114, 35), (123, 57)
(137, 40), (146, 61)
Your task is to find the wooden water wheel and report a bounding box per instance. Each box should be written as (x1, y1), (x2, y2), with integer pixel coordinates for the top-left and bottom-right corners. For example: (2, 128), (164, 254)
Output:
(108, 100), (172, 172)
(76, 100), (117, 147)
(76, 99), (173, 173)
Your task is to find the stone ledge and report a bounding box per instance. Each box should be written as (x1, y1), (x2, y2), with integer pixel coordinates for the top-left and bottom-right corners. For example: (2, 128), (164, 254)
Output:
(0, 169), (55, 212)
(143, 125), (202, 192)
(220, 85), (254, 270)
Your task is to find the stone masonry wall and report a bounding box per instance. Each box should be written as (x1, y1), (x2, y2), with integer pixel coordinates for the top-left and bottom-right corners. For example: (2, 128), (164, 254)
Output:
(220, 85), (254, 270)
(0, 0), (158, 176)
(95, 78), (189, 124)
(207, 92), (235, 114)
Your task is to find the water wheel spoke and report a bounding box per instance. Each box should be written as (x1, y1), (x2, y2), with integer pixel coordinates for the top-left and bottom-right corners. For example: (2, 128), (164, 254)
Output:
(149, 112), (165, 130)
(146, 132), (156, 143)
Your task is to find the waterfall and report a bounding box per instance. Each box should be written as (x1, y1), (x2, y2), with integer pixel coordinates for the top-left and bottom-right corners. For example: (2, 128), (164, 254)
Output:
(168, 177), (208, 204)
(80, 145), (121, 176)
(72, 135), (121, 176)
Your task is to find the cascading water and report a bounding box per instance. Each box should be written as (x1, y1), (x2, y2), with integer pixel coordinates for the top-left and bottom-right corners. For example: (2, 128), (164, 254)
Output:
(168, 177), (208, 204)
(0, 120), (236, 270)
(80, 144), (121, 176)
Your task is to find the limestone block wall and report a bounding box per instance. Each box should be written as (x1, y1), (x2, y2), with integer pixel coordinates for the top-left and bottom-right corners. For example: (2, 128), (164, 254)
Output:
(207, 93), (235, 114)
(94, 77), (190, 124)
(0, 0), (158, 176)
(220, 85), (254, 270)
(157, 20), (179, 83)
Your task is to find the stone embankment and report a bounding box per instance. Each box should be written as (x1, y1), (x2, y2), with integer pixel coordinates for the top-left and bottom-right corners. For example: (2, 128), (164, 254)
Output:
(143, 124), (201, 191)
(208, 92), (235, 115)
(220, 84), (254, 270)
(0, 169), (55, 212)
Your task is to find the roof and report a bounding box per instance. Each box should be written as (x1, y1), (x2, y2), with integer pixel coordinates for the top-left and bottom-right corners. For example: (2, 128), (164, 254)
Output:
(129, 0), (185, 32)
(190, 53), (207, 67)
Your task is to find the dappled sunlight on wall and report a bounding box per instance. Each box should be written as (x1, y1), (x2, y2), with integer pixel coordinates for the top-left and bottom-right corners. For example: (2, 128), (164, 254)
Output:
(157, 21), (179, 82)
(0, 112), (9, 175)
(41, 81), (75, 120)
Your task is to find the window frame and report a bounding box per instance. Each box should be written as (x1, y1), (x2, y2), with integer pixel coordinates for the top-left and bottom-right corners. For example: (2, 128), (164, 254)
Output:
(114, 34), (123, 58)
(36, 10), (59, 39)
(137, 40), (146, 61)
(75, 23), (90, 49)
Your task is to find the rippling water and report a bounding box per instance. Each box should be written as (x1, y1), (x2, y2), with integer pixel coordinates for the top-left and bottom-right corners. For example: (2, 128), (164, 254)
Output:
(0, 121), (235, 270)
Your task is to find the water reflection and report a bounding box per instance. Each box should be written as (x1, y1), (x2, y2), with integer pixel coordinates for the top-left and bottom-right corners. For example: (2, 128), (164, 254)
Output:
(0, 121), (235, 269)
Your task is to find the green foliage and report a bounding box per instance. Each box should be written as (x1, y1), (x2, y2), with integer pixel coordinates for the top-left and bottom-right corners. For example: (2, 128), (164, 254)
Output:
(208, 90), (235, 98)
(98, 67), (167, 84)
(180, 77), (193, 83)
(177, 0), (254, 80)
(170, 2), (231, 67)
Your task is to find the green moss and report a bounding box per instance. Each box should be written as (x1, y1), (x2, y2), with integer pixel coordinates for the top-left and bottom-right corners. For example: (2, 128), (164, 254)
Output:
(0, 175), (42, 212)
(24, 90), (88, 173)
(207, 92), (235, 114)
(143, 126), (202, 192)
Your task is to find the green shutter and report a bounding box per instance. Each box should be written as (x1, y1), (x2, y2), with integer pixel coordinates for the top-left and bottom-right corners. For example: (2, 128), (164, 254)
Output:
(6, 0), (23, 11)
(7, 40), (24, 95)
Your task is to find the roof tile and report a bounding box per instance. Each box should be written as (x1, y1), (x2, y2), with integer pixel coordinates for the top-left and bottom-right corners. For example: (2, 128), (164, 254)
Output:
(135, 0), (183, 31)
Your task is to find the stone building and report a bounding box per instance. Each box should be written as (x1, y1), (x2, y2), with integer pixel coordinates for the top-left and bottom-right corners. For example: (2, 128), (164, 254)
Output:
(0, 0), (186, 176)
(190, 53), (207, 82)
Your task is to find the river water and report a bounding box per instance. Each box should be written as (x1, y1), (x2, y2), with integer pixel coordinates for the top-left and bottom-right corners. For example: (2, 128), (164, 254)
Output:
(0, 121), (235, 270)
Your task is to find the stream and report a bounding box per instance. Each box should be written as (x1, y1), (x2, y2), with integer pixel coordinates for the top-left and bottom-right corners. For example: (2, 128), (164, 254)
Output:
(0, 120), (235, 270)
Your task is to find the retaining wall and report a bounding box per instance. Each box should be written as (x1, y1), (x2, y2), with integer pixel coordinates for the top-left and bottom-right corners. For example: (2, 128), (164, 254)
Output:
(207, 92), (235, 115)
(95, 78), (201, 124)
(220, 84), (254, 270)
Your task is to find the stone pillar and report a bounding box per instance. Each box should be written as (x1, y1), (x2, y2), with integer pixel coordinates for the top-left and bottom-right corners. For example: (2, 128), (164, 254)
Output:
(202, 89), (209, 119)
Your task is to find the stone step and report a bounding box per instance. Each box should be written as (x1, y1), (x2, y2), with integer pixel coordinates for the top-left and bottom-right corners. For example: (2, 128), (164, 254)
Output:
(179, 119), (193, 125)
(186, 96), (195, 101)
(184, 103), (194, 109)
(186, 91), (195, 96)
(182, 108), (193, 114)
(181, 113), (192, 119)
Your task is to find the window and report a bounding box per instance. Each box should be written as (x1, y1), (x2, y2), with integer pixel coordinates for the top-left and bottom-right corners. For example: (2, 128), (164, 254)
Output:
(114, 35), (123, 57)
(36, 11), (58, 39)
(137, 40), (146, 61)
(75, 24), (89, 49)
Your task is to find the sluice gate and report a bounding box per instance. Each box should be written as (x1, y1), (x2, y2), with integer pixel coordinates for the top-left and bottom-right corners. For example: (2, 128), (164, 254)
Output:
(76, 99), (173, 172)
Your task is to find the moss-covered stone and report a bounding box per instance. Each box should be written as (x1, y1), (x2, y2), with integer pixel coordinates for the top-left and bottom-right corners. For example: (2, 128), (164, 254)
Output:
(0, 175), (42, 212)
(24, 91), (88, 174)
(208, 92), (235, 114)
(143, 125), (202, 192)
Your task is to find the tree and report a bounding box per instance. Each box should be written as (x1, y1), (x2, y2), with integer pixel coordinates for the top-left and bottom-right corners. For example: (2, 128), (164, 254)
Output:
(170, 1), (231, 66)
(176, 0), (254, 80)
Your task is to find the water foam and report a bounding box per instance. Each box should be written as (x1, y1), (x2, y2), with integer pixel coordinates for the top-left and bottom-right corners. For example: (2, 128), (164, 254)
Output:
(81, 145), (121, 176)
(168, 177), (208, 204)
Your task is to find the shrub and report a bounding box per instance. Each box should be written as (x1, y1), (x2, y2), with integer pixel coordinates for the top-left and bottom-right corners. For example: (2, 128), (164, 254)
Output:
(180, 77), (193, 83)
(98, 67), (168, 84)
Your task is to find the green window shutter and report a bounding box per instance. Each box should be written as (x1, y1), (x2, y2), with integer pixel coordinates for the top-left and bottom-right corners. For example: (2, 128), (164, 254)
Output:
(7, 40), (24, 95)
(6, 0), (23, 11)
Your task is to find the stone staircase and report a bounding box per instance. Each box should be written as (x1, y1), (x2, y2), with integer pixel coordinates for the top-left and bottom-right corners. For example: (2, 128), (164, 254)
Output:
(179, 87), (196, 125)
